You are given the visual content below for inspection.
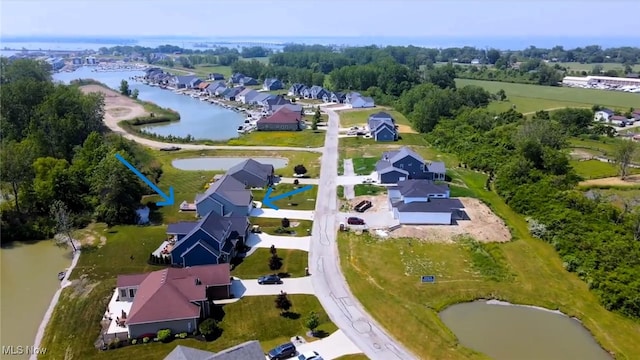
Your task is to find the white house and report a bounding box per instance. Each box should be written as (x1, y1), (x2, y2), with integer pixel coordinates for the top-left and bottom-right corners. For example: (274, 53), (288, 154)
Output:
(388, 180), (464, 225)
(594, 109), (614, 122)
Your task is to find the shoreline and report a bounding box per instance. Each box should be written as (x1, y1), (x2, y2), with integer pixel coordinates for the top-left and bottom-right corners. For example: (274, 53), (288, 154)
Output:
(30, 240), (81, 360)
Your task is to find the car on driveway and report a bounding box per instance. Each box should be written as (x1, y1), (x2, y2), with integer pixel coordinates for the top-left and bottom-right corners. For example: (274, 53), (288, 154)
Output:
(297, 351), (323, 360)
(355, 200), (372, 213)
(267, 342), (297, 360)
(258, 274), (283, 285)
(347, 217), (365, 225)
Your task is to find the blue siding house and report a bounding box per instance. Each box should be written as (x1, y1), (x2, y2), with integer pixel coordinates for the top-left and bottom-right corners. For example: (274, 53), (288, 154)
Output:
(195, 175), (253, 218)
(376, 147), (446, 184)
(368, 112), (398, 142)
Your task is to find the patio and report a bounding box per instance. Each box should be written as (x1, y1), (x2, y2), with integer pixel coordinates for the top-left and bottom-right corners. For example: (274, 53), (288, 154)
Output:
(102, 288), (132, 341)
(152, 238), (175, 257)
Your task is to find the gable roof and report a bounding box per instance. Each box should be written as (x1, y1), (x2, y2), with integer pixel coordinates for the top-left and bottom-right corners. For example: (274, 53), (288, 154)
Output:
(369, 111), (393, 120)
(225, 87), (245, 98)
(252, 93), (272, 103)
(264, 95), (289, 106)
(167, 221), (198, 235)
(395, 198), (465, 213)
(264, 78), (280, 86)
(124, 264), (231, 325)
(353, 96), (374, 105)
(196, 174), (251, 207)
(427, 161), (446, 174)
(270, 104), (303, 113)
(259, 107), (301, 124)
(163, 341), (264, 360)
(383, 146), (424, 164)
(227, 159), (274, 183)
(599, 109), (614, 115)
(237, 88), (254, 97)
(395, 180), (449, 197)
(117, 273), (150, 288)
(198, 82), (210, 90)
(164, 345), (215, 360)
(175, 75), (199, 85)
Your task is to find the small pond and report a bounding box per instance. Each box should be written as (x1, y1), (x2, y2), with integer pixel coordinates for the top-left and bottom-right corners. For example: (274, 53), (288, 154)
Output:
(439, 300), (612, 360)
(172, 157), (289, 171)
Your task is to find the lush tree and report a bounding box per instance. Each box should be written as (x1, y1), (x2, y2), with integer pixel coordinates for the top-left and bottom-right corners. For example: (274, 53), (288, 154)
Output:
(119, 80), (130, 96)
(496, 89), (507, 101)
(422, 64), (456, 89)
(305, 311), (320, 335)
(487, 49), (501, 64)
(281, 218), (290, 228)
(614, 141), (639, 179)
(275, 291), (292, 313)
(270, 244), (277, 255)
(131, 88), (139, 100)
(0, 140), (38, 213)
(269, 253), (283, 270)
(294, 164), (307, 175)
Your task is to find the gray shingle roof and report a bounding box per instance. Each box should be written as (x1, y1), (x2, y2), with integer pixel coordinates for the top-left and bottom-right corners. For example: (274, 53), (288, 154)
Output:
(396, 180), (449, 197)
(164, 345), (215, 360)
(163, 341), (265, 360)
(252, 93), (272, 103)
(369, 111), (393, 120)
(395, 198), (464, 213)
(427, 161), (446, 174)
(270, 104), (303, 113)
(167, 221), (198, 235)
(227, 159), (273, 186)
(244, 90), (260, 102)
(383, 146), (424, 164)
(196, 174), (251, 206)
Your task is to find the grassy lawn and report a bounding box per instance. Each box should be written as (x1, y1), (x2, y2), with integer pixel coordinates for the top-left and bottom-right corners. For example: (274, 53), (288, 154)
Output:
(231, 248), (308, 278)
(449, 184), (477, 198)
(253, 184), (318, 210)
(249, 218), (313, 237)
(340, 133), (429, 149)
(352, 157), (378, 175)
(227, 130), (326, 148)
(335, 355), (368, 360)
(338, 167), (640, 359)
(354, 184), (387, 197)
(456, 79), (640, 114)
(558, 62), (640, 73)
(570, 160), (622, 179)
(338, 108), (411, 127)
(339, 143), (458, 173)
(337, 185), (344, 198)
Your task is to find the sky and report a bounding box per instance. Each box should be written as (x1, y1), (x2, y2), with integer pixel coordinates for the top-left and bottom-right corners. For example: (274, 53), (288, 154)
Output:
(1, 0), (639, 39)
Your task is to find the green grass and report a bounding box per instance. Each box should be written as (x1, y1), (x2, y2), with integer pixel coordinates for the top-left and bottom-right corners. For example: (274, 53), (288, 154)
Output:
(570, 160), (623, 179)
(253, 184), (318, 210)
(227, 130), (326, 148)
(338, 108), (411, 127)
(338, 167), (640, 359)
(249, 218), (313, 237)
(339, 133), (429, 149)
(354, 184), (387, 197)
(557, 62), (640, 73)
(334, 355), (369, 360)
(337, 186), (344, 199)
(449, 184), (477, 197)
(231, 248), (308, 278)
(456, 79), (640, 114)
(352, 157), (379, 175)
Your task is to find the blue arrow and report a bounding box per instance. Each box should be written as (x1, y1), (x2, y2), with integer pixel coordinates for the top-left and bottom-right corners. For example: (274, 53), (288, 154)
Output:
(115, 153), (175, 207)
(262, 185), (313, 210)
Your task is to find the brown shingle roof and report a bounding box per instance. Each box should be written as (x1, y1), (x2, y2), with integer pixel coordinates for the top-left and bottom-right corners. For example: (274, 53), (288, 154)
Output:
(198, 82), (211, 90)
(117, 273), (150, 287)
(258, 107), (301, 124)
(124, 264), (231, 325)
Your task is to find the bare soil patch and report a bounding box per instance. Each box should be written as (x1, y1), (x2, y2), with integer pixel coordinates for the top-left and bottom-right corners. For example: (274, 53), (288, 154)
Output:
(570, 149), (597, 160)
(387, 197), (511, 243)
(80, 85), (148, 122)
(396, 124), (417, 134)
(347, 194), (390, 211)
(579, 175), (640, 187)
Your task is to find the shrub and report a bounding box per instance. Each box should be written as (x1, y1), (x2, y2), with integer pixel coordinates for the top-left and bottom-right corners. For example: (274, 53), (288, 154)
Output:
(294, 164), (307, 175)
(281, 217), (290, 228)
(306, 311), (320, 335)
(143, 337), (150, 344)
(269, 253), (283, 270)
(157, 329), (172, 342)
(131, 339), (137, 345)
(275, 291), (292, 313)
(178, 332), (188, 339)
(199, 318), (219, 337)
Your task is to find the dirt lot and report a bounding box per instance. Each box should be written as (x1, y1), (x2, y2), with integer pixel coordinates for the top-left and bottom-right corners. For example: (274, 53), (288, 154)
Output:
(353, 196), (511, 243)
(570, 149), (597, 160)
(346, 194), (390, 211)
(579, 174), (640, 187)
(80, 85), (148, 125)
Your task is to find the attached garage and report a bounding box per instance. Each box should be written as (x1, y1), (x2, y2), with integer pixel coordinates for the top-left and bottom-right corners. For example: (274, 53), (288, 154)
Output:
(393, 206), (452, 225)
(392, 198), (465, 225)
(378, 168), (409, 184)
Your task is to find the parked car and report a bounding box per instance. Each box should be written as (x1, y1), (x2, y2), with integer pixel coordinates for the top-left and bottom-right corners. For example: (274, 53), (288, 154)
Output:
(347, 217), (365, 225)
(258, 274), (282, 285)
(160, 146), (181, 151)
(297, 351), (323, 360)
(355, 200), (373, 213)
(267, 342), (297, 360)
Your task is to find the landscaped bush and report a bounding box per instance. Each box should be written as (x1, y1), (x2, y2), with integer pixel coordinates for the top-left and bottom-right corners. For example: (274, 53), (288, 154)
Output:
(131, 339), (137, 345)
(198, 318), (220, 340)
(174, 332), (188, 339)
(157, 329), (172, 342)
(142, 337), (150, 344)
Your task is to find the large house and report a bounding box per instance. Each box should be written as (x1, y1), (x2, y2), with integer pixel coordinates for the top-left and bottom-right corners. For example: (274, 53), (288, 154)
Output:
(263, 78), (284, 91)
(208, 73), (225, 81)
(330, 92), (346, 103)
(170, 75), (202, 89)
(195, 175), (254, 218)
(261, 95), (289, 108)
(375, 147), (446, 184)
(288, 83), (308, 97)
(270, 103), (303, 116)
(368, 112), (398, 142)
(237, 88), (257, 104)
(206, 81), (226, 96)
(346, 92), (375, 108)
(257, 107), (303, 131)
(240, 77), (258, 86)
(227, 158), (275, 188)
(164, 342), (265, 360)
(224, 87), (245, 101)
(230, 73), (246, 84)
(594, 108), (614, 122)
(168, 211), (249, 266)
(302, 85), (330, 100)
(388, 180), (465, 225)
(108, 264), (231, 339)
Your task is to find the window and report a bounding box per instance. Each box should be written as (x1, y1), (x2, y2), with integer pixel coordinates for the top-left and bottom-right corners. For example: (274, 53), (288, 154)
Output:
(129, 289), (136, 298)
(120, 289), (127, 298)
(399, 164), (404, 169)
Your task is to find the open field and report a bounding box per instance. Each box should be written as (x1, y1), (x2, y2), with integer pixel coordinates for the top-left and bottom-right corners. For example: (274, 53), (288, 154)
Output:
(335, 355), (369, 360)
(338, 108), (413, 130)
(253, 184), (318, 211)
(231, 248), (308, 279)
(249, 218), (313, 237)
(456, 79), (640, 114)
(226, 129), (326, 148)
(339, 168), (640, 359)
(570, 160), (622, 179)
(579, 174), (640, 188)
(558, 62), (640, 73)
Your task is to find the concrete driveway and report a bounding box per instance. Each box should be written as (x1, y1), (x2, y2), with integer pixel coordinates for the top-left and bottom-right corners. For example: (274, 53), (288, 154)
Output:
(338, 211), (399, 229)
(336, 174), (377, 185)
(343, 159), (356, 200)
(292, 330), (362, 359)
(231, 277), (315, 297)
(277, 177), (320, 185)
(244, 233), (310, 254)
(250, 208), (314, 220)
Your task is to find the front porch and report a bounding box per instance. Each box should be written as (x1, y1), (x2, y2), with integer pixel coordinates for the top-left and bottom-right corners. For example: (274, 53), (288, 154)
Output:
(101, 289), (132, 342)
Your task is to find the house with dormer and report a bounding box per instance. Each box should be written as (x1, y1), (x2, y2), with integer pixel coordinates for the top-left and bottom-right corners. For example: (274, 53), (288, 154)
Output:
(375, 147), (446, 184)
(302, 85), (330, 100)
(263, 78), (284, 91)
(368, 112), (398, 142)
(288, 83), (308, 97)
(195, 175), (253, 218)
(226, 159), (275, 188)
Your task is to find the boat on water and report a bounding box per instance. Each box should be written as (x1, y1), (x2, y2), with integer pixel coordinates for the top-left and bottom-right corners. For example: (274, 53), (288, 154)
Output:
(58, 271), (66, 281)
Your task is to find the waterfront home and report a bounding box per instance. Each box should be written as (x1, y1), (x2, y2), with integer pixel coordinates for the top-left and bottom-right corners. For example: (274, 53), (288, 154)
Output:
(216, 86), (230, 97)
(237, 88), (258, 104)
(104, 264), (232, 340)
(208, 73), (225, 81)
(164, 342), (265, 360)
(270, 103), (303, 116)
(195, 174), (254, 218)
(263, 78), (284, 91)
(288, 83), (308, 97)
(227, 158), (275, 188)
(248, 92), (273, 106)
(170, 75), (201, 89)
(224, 87), (245, 101)
(240, 77), (259, 86)
(368, 112), (398, 142)
(197, 82), (210, 92)
(169, 210), (249, 266)
(206, 81), (227, 96)
(230, 73), (246, 84)
(261, 95), (289, 108)
(243, 90), (261, 104)
(375, 147), (446, 184)
(257, 107), (303, 131)
(388, 180), (465, 225)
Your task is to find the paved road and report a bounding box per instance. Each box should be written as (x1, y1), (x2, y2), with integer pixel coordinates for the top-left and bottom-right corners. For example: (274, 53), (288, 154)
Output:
(343, 159), (356, 200)
(310, 109), (417, 360)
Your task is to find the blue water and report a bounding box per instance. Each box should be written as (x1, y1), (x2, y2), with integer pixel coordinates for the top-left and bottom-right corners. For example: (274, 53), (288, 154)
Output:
(52, 67), (244, 140)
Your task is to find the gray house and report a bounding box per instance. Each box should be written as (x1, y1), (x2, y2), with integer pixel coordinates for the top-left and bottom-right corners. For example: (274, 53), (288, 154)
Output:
(303, 85), (329, 100)
(170, 75), (201, 89)
(230, 73), (246, 84)
(224, 87), (245, 101)
(270, 103), (303, 115)
(248, 92), (272, 105)
(368, 112), (397, 142)
(208, 73), (225, 81)
(195, 175), (253, 218)
(263, 78), (284, 91)
(240, 77), (258, 86)
(388, 180), (464, 225)
(376, 147), (446, 184)
(350, 94), (375, 108)
(164, 341), (265, 360)
(330, 92), (346, 103)
(114, 264), (231, 338)
(262, 95), (289, 108)
(227, 159), (275, 188)
(288, 83), (307, 97)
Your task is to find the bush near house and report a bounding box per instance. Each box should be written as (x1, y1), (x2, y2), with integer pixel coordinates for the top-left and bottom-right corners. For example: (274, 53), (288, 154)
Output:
(157, 329), (172, 343)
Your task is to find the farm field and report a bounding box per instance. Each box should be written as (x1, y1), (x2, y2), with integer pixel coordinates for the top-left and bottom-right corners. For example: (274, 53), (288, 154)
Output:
(456, 79), (640, 114)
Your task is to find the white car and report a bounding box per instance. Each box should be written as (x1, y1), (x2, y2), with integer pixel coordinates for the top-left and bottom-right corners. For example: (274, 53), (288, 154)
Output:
(297, 351), (323, 360)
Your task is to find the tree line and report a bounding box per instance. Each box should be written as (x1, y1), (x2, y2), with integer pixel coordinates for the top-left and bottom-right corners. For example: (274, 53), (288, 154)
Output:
(399, 76), (640, 317)
(0, 59), (160, 242)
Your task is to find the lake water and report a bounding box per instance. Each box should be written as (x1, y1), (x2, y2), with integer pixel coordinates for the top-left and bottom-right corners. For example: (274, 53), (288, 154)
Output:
(0, 240), (73, 358)
(439, 300), (612, 360)
(172, 157), (288, 171)
(52, 67), (244, 140)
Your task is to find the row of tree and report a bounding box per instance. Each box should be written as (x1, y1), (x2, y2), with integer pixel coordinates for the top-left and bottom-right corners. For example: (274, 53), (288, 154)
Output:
(0, 59), (160, 242)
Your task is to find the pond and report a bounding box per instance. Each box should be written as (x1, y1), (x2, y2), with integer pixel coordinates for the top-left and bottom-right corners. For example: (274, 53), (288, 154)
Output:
(1, 240), (73, 359)
(439, 300), (612, 360)
(172, 157), (289, 171)
(53, 67), (244, 141)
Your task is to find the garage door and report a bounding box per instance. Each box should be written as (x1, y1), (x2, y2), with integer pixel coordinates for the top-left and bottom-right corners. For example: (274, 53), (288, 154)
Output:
(399, 177), (405, 181)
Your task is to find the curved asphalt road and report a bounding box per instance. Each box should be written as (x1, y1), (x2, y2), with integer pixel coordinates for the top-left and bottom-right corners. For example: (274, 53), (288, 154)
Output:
(309, 109), (417, 359)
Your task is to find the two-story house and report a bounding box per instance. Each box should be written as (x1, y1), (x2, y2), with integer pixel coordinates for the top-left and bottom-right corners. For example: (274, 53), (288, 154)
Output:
(368, 112), (398, 142)
(375, 147), (446, 184)
(263, 78), (284, 91)
(388, 180), (464, 225)
(195, 175), (253, 218)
